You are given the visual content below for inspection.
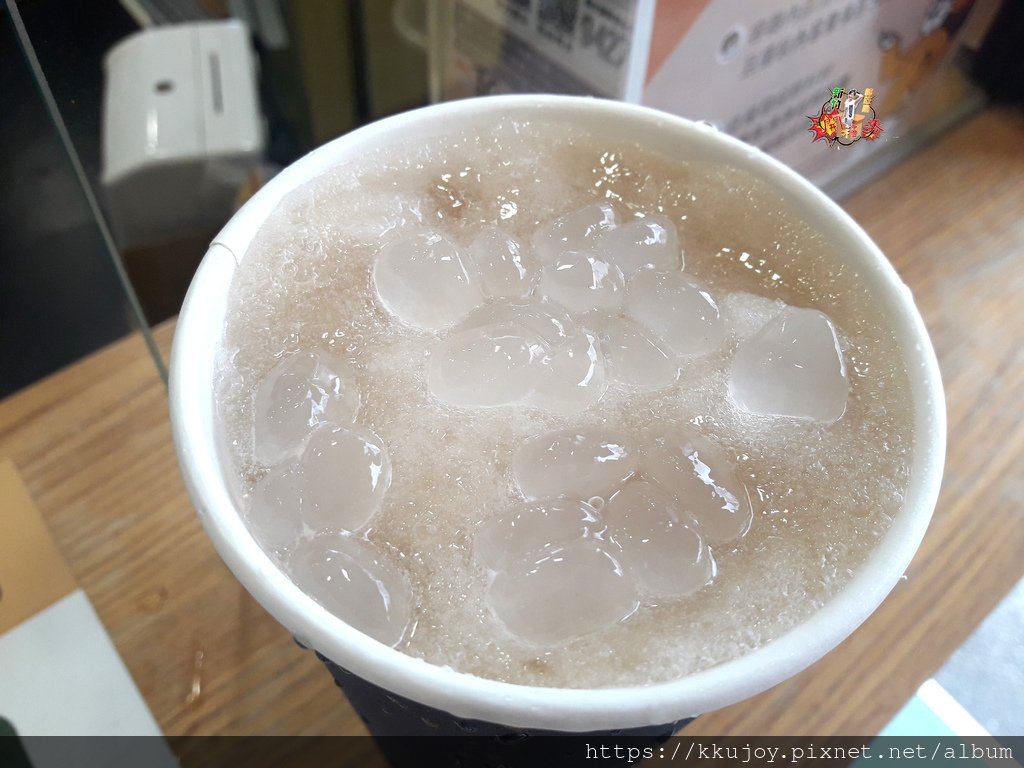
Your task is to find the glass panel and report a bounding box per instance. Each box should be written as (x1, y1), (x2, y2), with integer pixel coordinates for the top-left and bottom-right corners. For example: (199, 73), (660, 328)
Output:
(3, 2), (165, 392)
(6, 0), (433, 394)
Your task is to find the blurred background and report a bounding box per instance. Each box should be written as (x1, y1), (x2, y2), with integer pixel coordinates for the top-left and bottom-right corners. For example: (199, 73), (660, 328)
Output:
(3, 0), (434, 395)
(1, 0), (1015, 397)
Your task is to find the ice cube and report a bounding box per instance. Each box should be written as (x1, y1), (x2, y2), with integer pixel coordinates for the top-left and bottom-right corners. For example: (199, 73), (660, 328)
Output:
(428, 324), (545, 407)
(248, 460), (304, 550)
(527, 332), (606, 414)
(625, 271), (726, 356)
(253, 350), (361, 465)
(466, 226), (534, 300)
(373, 231), (483, 330)
(730, 306), (849, 423)
(605, 480), (714, 599)
(513, 428), (637, 500)
(540, 252), (625, 316)
(532, 202), (618, 263)
(641, 428), (752, 543)
(594, 215), (682, 275)
(589, 315), (678, 391)
(474, 498), (603, 571)
(298, 424), (392, 532)
(487, 539), (638, 645)
(457, 301), (576, 346)
(289, 534), (412, 647)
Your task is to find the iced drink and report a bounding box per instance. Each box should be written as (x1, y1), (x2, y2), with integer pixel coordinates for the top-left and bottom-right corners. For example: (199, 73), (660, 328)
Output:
(170, 97), (944, 749)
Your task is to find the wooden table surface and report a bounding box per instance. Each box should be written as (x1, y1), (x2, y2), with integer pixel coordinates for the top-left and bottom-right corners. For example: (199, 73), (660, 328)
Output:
(1, 107), (1022, 745)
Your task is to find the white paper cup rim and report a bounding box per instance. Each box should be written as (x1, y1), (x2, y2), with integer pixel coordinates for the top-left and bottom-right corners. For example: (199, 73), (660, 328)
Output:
(170, 94), (945, 731)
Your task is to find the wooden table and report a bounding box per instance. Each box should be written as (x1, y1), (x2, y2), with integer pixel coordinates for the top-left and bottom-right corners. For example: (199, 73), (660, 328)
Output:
(1, 107), (1022, 744)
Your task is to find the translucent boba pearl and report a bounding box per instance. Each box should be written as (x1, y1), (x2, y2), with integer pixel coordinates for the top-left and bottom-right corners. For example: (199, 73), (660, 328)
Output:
(252, 349), (360, 465)
(513, 428), (637, 501)
(289, 534), (412, 647)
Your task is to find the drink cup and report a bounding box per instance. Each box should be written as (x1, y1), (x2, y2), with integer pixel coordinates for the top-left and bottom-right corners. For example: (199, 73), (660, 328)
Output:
(169, 95), (945, 764)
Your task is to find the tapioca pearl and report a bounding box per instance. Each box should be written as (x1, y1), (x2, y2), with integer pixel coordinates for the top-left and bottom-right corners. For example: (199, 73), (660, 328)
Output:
(641, 427), (752, 544)
(532, 202), (619, 264)
(605, 480), (715, 599)
(474, 498), (604, 571)
(428, 324), (545, 407)
(540, 251), (625, 316)
(526, 332), (606, 414)
(373, 231), (483, 330)
(594, 215), (682, 275)
(252, 349), (360, 465)
(513, 428), (637, 501)
(466, 226), (534, 300)
(589, 315), (678, 391)
(289, 534), (412, 647)
(625, 270), (725, 357)
(298, 423), (392, 532)
(487, 539), (639, 646)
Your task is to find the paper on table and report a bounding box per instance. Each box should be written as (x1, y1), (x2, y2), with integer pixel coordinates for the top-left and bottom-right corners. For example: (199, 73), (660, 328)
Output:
(0, 460), (166, 739)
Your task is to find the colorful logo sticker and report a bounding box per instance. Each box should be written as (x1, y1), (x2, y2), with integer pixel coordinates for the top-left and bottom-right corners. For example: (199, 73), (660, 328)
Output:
(808, 87), (884, 148)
